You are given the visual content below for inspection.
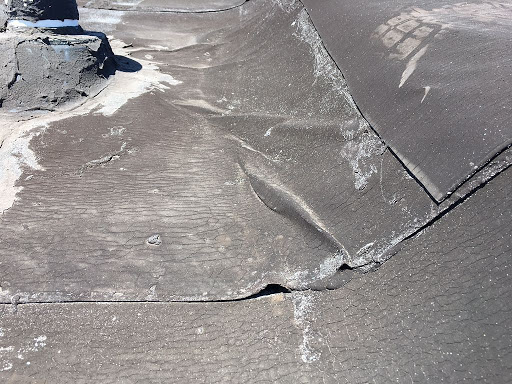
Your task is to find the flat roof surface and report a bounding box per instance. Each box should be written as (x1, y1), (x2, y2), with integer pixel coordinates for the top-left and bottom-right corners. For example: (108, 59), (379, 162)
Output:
(0, 0), (510, 382)
(302, 0), (512, 201)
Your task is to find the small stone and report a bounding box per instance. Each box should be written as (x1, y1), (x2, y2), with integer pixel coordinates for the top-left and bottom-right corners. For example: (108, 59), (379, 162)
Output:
(146, 234), (162, 246)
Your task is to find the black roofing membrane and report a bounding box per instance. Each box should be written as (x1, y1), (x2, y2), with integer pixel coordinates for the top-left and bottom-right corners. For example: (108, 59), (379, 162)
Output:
(0, 1), (511, 382)
(302, 0), (512, 201)
(7, 0), (79, 22)
(0, 0), (509, 302)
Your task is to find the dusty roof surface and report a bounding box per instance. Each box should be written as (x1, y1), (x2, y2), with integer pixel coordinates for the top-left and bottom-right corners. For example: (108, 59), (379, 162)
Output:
(0, 0), (510, 382)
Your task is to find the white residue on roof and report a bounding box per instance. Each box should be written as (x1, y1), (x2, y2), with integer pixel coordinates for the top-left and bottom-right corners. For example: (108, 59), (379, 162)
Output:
(280, 251), (345, 289)
(8, 19), (79, 29)
(79, 8), (124, 33)
(94, 39), (182, 116)
(0, 37), (182, 214)
(0, 362), (12, 371)
(271, 0), (300, 13)
(33, 336), (47, 351)
(340, 123), (386, 191)
(292, 292), (321, 364)
(293, 9), (356, 109)
(0, 125), (46, 214)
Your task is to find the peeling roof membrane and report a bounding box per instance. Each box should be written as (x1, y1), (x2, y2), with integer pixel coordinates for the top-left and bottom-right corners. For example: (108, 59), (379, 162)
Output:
(0, 0), (509, 303)
(0, 0), (419, 300)
(301, 0), (512, 202)
(0, 0), (510, 381)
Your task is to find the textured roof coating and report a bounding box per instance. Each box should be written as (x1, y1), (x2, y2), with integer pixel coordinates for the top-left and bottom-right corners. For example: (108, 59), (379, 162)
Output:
(0, 0), (508, 302)
(301, 0), (512, 201)
(1, 168), (510, 382)
(0, 0), (511, 382)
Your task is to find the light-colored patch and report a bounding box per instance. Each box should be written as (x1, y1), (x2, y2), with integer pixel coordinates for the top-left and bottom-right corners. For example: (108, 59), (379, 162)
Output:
(393, 37), (422, 60)
(280, 269), (308, 289)
(0, 126), (46, 213)
(421, 85), (431, 103)
(399, 45), (429, 88)
(372, 1), (512, 87)
(317, 252), (344, 280)
(278, 251), (345, 290)
(293, 9), (357, 109)
(340, 125), (386, 190)
(146, 284), (157, 300)
(79, 8), (125, 33)
(270, 293), (285, 303)
(271, 0), (300, 13)
(102, 0), (144, 8)
(33, 336), (47, 350)
(351, 231), (405, 270)
(291, 292), (320, 364)
(7, 19), (79, 29)
(110, 126), (126, 136)
(356, 242), (375, 258)
(292, 8), (385, 190)
(148, 44), (170, 51)
(95, 40), (182, 116)
(0, 38), (182, 213)
(0, 333), (49, 372)
(228, 135), (276, 162)
(173, 99), (230, 115)
(0, 344), (14, 372)
(348, 205), (439, 268)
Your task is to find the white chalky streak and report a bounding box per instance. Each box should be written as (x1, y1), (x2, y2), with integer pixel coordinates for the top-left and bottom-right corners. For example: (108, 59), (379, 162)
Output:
(8, 19), (79, 28)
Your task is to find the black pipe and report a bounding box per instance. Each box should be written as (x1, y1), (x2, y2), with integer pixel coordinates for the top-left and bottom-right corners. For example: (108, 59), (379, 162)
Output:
(4, 0), (79, 24)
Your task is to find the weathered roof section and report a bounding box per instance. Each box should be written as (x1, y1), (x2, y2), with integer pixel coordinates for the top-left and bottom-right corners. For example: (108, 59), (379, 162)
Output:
(301, 0), (512, 201)
(76, 0), (247, 12)
(1, 0), (508, 303)
(1, 166), (510, 382)
(0, 1), (510, 381)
